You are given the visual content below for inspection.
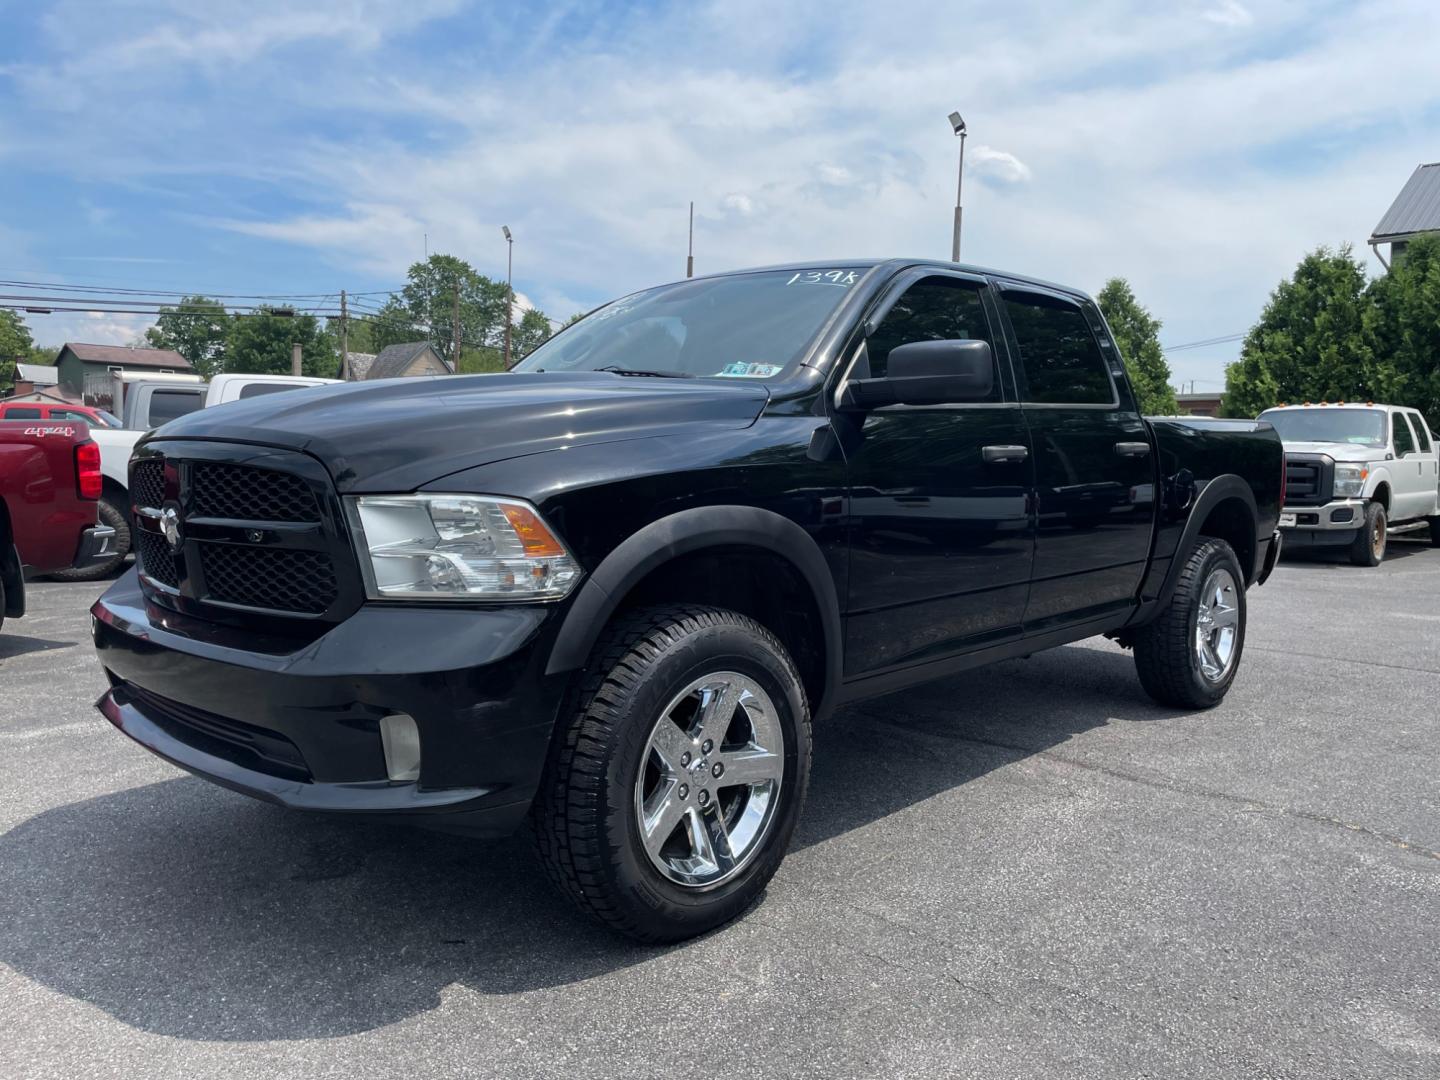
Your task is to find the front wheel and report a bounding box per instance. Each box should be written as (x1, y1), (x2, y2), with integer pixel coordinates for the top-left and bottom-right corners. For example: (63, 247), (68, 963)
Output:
(533, 605), (811, 943)
(1134, 538), (1246, 709)
(1348, 501), (1386, 566)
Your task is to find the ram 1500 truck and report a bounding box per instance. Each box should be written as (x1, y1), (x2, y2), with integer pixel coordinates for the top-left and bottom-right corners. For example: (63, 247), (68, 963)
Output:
(1257, 402), (1440, 565)
(92, 260), (1284, 941)
(1, 421), (113, 632)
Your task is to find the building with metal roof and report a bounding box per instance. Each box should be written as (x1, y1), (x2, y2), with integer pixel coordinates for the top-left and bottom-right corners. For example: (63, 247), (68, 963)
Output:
(1369, 162), (1440, 269)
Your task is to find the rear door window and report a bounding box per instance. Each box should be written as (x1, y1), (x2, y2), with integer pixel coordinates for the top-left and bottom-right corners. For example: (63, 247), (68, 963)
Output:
(1408, 412), (1432, 454)
(3, 406), (42, 419)
(1002, 291), (1116, 405)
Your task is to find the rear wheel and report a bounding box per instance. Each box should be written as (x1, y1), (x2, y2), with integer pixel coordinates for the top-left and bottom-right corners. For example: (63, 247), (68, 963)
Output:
(1427, 516), (1440, 548)
(1348, 501), (1386, 566)
(533, 605), (811, 943)
(47, 495), (130, 581)
(1134, 538), (1246, 709)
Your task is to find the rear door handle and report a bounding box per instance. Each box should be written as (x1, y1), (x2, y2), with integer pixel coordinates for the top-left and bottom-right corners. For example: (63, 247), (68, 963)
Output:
(1115, 442), (1151, 457)
(981, 445), (1029, 464)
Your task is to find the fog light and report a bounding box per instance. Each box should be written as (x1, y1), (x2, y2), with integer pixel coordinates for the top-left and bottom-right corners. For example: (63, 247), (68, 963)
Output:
(1330, 507), (1355, 523)
(380, 713), (421, 783)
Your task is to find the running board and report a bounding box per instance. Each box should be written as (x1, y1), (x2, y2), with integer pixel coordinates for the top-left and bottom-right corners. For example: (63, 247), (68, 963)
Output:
(1386, 520), (1429, 535)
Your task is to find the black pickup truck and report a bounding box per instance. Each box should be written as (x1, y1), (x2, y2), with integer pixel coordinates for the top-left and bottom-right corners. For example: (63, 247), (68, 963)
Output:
(92, 259), (1283, 941)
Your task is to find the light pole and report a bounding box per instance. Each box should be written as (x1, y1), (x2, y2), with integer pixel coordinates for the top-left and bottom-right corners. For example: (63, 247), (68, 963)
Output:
(949, 111), (967, 263)
(501, 225), (514, 368)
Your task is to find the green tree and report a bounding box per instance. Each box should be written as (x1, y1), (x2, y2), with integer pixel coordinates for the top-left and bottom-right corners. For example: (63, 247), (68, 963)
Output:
(1222, 245), (1375, 418)
(143, 295), (231, 378)
(456, 346), (507, 374)
(225, 308), (337, 378)
(400, 254), (509, 367)
(0, 310), (36, 388)
(1363, 233), (1440, 428)
(511, 308), (553, 361)
(1096, 278), (1177, 415)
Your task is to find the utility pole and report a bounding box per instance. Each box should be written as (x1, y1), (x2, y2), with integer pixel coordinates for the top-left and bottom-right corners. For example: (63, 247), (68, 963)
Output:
(451, 282), (461, 372)
(949, 111), (968, 263)
(687, 201), (694, 278)
(502, 226), (514, 369)
(339, 289), (349, 380)
(291, 341), (302, 377)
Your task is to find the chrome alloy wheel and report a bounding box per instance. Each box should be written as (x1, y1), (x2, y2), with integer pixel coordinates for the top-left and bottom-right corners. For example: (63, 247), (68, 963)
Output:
(1194, 567), (1240, 683)
(634, 672), (785, 888)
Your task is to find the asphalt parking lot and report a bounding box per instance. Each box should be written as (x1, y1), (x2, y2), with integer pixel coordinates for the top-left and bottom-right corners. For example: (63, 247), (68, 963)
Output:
(2, 548), (1437, 1080)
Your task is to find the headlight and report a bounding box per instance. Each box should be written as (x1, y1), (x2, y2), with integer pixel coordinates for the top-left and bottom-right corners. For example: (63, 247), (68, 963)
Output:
(1333, 462), (1369, 497)
(346, 494), (581, 601)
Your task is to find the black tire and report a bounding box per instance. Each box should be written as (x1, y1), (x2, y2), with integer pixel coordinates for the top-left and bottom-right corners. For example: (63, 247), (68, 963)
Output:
(1348, 501), (1386, 567)
(0, 572), (6, 635)
(1427, 517), (1440, 548)
(47, 495), (130, 581)
(1134, 538), (1247, 709)
(533, 604), (811, 943)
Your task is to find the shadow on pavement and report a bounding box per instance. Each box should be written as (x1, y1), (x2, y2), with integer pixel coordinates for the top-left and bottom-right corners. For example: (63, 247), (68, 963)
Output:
(0, 634), (76, 660)
(0, 643), (1172, 1041)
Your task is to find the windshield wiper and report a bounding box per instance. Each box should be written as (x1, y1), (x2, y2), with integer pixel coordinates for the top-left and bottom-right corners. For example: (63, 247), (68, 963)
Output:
(594, 365), (690, 378)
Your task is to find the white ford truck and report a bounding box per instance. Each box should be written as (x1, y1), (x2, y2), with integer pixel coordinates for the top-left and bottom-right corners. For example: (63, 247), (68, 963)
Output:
(1257, 402), (1440, 566)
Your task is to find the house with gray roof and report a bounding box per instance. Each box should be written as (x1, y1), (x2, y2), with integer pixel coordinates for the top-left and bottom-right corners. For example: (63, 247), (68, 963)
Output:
(1370, 162), (1440, 269)
(360, 341), (452, 380)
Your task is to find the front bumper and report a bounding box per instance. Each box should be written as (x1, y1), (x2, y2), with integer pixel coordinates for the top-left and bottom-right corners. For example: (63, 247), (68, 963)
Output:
(91, 569), (570, 836)
(1278, 498), (1366, 533)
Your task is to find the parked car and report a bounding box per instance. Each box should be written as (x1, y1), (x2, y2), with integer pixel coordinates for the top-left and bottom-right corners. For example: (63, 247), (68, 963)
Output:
(0, 420), (113, 633)
(92, 259), (1283, 942)
(0, 401), (122, 427)
(1257, 402), (1440, 565)
(58, 373), (340, 582)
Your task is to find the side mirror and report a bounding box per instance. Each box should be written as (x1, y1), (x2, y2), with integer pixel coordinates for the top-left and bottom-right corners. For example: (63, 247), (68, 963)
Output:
(839, 339), (994, 410)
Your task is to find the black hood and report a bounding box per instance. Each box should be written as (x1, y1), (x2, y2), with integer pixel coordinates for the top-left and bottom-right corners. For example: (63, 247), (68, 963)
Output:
(144, 372), (771, 492)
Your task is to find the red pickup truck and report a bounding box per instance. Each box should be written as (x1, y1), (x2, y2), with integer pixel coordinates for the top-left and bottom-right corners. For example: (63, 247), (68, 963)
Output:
(1, 421), (115, 632)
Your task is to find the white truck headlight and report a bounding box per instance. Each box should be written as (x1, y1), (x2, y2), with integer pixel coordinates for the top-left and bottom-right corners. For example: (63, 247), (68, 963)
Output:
(346, 494), (581, 601)
(1333, 462), (1369, 497)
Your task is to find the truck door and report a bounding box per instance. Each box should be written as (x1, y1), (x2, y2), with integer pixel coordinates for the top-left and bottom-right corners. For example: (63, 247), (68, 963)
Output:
(841, 271), (1034, 676)
(1391, 411), (1430, 520)
(1410, 412), (1440, 514)
(997, 285), (1156, 632)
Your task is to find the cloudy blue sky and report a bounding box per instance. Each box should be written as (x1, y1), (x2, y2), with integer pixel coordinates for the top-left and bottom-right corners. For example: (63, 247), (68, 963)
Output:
(2, 0), (1437, 391)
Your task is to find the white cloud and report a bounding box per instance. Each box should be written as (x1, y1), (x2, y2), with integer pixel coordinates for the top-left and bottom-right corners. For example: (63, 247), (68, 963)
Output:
(1203, 0), (1255, 28)
(968, 145), (1032, 186)
(720, 193), (758, 217)
(30, 310), (154, 350)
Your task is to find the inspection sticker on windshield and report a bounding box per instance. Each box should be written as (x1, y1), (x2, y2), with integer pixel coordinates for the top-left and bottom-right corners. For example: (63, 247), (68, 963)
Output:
(718, 362), (781, 378)
(786, 270), (858, 287)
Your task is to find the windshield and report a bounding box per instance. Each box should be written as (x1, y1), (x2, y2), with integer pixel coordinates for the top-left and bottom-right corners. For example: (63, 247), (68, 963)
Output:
(512, 268), (867, 380)
(96, 410), (123, 427)
(1258, 408), (1387, 447)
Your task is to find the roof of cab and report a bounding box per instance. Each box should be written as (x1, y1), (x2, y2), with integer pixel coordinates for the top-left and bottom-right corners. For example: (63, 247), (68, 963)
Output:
(674, 258), (1092, 301)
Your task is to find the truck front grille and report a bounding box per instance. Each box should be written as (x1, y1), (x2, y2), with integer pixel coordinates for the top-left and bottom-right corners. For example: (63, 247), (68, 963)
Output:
(1283, 454), (1333, 506)
(135, 528), (179, 588)
(129, 445), (359, 623)
(191, 462), (319, 523)
(199, 541), (337, 614)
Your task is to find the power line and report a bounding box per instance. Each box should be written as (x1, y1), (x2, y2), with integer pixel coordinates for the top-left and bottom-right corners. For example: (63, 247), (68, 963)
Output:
(0, 278), (400, 300)
(1162, 332), (1246, 354)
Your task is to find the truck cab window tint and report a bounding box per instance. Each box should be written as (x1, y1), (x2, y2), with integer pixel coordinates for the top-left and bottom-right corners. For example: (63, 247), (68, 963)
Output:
(1408, 412), (1432, 454)
(238, 382), (302, 400)
(1393, 413), (1416, 456)
(148, 390), (203, 425)
(1004, 291), (1115, 405)
(864, 277), (999, 398)
(4, 407), (42, 419)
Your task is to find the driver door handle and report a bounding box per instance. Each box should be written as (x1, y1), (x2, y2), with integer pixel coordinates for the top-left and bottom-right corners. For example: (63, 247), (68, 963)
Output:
(982, 445), (1029, 464)
(1115, 441), (1151, 457)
